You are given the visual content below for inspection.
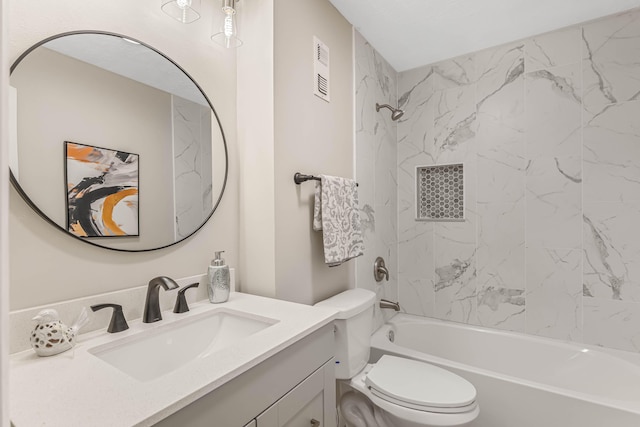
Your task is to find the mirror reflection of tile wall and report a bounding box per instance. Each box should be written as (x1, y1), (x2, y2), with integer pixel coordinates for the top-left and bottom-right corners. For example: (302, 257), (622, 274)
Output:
(172, 95), (213, 239)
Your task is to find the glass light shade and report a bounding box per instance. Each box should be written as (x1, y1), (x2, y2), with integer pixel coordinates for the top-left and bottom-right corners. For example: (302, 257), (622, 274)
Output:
(161, 0), (201, 24)
(211, 0), (243, 48)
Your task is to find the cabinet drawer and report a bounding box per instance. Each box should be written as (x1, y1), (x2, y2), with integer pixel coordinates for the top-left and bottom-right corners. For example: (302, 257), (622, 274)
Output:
(257, 365), (325, 427)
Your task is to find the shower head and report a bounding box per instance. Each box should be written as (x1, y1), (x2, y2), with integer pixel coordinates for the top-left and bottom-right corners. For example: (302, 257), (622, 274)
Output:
(376, 103), (404, 121)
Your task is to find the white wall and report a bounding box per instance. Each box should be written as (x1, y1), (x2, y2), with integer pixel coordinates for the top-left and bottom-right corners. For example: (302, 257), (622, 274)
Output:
(172, 95), (214, 240)
(238, 0), (355, 304)
(8, 0), (238, 309)
(273, 0), (355, 304)
(353, 30), (399, 330)
(1, 0), (9, 422)
(237, 0), (276, 297)
(384, 8), (640, 354)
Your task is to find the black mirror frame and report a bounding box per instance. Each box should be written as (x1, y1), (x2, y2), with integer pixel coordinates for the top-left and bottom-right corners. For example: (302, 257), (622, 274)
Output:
(9, 30), (229, 252)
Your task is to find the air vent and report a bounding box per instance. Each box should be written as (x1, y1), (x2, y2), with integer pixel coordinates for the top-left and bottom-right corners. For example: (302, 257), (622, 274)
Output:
(316, 42), (328, 66)
(317, 74), (328, 96)
(313, 36), (330, 102)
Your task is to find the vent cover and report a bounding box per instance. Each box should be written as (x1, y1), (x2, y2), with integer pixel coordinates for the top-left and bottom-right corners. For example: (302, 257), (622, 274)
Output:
(313, 36), (330, 102)
(416, 164), (464, 221)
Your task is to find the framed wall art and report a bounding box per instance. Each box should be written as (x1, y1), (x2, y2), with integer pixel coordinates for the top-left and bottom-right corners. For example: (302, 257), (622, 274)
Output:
(65, 141), (139, 237)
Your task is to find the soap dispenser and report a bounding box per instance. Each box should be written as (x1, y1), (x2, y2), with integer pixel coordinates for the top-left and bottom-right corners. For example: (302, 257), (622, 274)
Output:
(208, 251), (230, 303)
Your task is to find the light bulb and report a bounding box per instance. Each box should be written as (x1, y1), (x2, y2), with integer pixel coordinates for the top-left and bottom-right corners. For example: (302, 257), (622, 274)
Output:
(177, 0), (191, 21)
(211, 0), (243, 48)
(222, 14), (236, 48)
(224, 14), (234, 39)
(161, 0), (200, 24)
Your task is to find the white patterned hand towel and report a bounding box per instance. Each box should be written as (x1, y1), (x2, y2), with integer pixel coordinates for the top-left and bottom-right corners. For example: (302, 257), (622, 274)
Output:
(313, 181), (323, 231)
(313, 175), (364, 266)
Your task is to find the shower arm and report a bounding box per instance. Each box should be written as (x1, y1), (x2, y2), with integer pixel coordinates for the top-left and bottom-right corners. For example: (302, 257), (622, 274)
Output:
(376, 103), (394, 112)
(375, 102), (404, 121)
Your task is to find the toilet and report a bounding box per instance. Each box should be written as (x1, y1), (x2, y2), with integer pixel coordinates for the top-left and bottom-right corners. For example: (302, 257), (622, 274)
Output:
(316, 289), (479, 427)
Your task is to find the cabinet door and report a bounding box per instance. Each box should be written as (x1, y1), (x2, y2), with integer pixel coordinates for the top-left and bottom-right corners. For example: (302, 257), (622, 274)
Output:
(257, 364), (326, 427)
(282, 394), (323, 427)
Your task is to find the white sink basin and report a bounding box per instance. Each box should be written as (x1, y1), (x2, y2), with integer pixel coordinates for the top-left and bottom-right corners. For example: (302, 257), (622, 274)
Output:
(89, 308), (278, 382)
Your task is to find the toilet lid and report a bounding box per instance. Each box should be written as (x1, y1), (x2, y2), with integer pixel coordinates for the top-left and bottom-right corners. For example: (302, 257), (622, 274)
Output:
(365, 355), (476, 411)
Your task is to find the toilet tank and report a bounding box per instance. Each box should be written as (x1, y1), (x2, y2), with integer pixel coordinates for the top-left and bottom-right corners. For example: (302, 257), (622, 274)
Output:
(315, 289), (376, 379)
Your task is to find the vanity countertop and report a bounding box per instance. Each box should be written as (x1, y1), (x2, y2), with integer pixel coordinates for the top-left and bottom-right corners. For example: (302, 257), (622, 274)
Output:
(10, 292), (338, 427)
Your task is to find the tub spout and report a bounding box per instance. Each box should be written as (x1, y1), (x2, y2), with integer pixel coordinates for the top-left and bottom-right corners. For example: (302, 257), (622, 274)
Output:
(379, 299), (400, 311)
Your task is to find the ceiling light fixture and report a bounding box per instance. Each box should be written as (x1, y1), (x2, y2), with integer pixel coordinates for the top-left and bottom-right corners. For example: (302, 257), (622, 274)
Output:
(211, 0), (243, 49)
(161, 0), (201, 24)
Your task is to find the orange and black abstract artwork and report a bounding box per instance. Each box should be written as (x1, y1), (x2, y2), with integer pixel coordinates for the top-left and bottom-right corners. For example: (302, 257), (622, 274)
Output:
(65, 141), (139, 238)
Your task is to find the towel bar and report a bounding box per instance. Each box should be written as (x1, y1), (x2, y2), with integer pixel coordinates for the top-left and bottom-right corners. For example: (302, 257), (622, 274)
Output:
(293, 173), (320, 184)
(293, 172), (358, 186)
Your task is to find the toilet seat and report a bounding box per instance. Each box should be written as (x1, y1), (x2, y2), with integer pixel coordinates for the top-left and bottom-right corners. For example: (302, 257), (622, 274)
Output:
(365, 355), (477, 414)
(347, 359), (479, 427)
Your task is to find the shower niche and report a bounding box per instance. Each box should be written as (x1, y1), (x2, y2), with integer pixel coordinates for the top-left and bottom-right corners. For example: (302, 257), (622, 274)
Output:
(416, 163), (464, 221)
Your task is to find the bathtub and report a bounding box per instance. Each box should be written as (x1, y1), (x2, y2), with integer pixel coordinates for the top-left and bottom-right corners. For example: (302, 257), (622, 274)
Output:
(370, 314), (640, 427)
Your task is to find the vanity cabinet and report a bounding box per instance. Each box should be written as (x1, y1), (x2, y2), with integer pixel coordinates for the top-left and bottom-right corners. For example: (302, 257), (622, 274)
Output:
(154, 324), (336, 427)
(256, 359), (333, 427)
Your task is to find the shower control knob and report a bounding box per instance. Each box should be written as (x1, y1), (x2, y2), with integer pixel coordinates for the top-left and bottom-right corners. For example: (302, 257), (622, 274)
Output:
(374, 256), (390, 282)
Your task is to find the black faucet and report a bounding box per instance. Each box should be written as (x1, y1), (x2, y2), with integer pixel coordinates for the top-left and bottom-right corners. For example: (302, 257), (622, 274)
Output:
(173, 282), (200, 314)
(143, 276), (179, 323)
(90, 303), (129, 333)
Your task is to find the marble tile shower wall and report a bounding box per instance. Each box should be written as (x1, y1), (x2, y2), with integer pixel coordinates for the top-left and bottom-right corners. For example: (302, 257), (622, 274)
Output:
(354, 31), (398, 331)
(396, 9), (640, 353)
(173, 96), (213, 240)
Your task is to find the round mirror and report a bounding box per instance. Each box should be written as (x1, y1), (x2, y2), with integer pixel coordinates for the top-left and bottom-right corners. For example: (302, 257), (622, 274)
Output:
(9, 31), (228, 252)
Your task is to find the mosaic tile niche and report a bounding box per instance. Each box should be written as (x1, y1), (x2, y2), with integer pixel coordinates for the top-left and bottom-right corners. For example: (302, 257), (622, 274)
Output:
(416, 164), (464, 221)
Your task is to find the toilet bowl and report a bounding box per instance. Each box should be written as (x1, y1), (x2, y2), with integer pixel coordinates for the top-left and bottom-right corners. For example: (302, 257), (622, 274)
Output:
(316, 289), (479, 427)
(344, 359), (478, 427)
